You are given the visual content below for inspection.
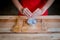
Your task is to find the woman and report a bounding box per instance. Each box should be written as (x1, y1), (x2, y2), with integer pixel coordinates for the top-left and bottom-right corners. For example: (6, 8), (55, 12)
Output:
(11, 0), (55, 32)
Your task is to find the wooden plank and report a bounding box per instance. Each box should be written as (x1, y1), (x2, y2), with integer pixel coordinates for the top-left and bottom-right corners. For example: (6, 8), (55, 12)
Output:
(0, 33), (60, 40)
(0, 16), (60, 33)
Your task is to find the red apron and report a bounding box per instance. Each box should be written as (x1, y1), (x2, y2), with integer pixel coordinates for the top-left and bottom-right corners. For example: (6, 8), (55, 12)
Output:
(18, 0), (48, 16)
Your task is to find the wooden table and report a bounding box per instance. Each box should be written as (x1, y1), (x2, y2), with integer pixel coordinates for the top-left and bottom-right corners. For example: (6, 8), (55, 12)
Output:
(0, 16), (60, 40)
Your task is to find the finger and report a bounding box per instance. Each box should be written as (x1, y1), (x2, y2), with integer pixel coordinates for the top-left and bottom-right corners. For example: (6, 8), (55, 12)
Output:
(33, 8), (39, 13)
(23, 9), (29, 17)
(32, 9), (39, 17)
(26, 8), (32, 16)
(34, 10), (41, 17)
(33, 9), (42, 17)
(24, 8), (31, 17)
(24, 9), (29, 17)
(24, 8), (33, 17)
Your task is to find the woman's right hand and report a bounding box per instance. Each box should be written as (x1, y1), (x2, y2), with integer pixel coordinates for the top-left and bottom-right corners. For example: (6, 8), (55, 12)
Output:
(23, 8), (32, 17)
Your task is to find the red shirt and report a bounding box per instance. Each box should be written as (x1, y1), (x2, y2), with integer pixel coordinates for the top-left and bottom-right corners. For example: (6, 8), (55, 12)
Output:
(18, 0), (48, 16)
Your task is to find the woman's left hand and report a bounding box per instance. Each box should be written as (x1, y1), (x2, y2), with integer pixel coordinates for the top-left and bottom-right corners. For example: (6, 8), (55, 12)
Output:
(32, 8), (42, 18)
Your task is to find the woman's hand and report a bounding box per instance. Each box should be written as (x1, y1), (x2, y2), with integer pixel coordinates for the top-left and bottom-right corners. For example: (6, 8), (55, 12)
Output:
(23, 8), (42, 18)
(32, 8), (42, 18)
(23, 8), (32, 17)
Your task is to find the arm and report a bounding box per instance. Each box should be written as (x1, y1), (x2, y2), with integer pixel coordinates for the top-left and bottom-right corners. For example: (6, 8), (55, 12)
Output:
(12, 0), (23, 13)
(32, 0), (55, 17)
(12, 0), (32, 17)
(41, 0), (55, 14)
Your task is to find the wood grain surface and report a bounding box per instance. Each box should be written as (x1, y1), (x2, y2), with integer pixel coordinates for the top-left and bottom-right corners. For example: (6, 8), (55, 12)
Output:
(0, 16), (60, 33)
(0, 16), (60, 40)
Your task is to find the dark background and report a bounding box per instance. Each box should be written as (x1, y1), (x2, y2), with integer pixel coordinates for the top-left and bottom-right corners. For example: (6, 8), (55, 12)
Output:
(0, 0), (60, 15)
